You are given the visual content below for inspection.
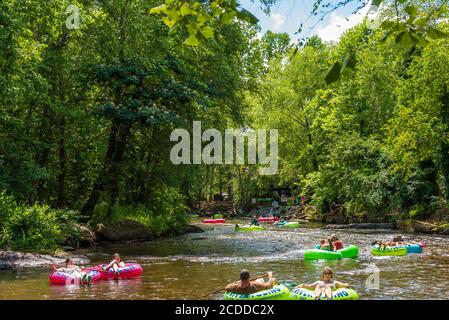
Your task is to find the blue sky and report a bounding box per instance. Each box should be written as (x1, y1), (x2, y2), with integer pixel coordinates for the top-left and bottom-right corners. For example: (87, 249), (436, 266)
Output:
(239, 0), (376, 42)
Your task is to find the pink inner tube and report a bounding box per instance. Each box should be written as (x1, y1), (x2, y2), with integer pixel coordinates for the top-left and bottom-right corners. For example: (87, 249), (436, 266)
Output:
(419, 242), (427, 248)
(49, 269), (102, 285)
(202, 219), (226, 224)
(258, 217), (280, 223)
(89, 263), (143, 280)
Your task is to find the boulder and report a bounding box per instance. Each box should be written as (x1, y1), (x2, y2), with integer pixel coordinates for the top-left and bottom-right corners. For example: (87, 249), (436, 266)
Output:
(185, 224), (205, 234)
(60, 223), (95, 248)
(396, 219), (446, 234)
(322, 223), (393, 230)
(438, 224), (449, 235)
(322, 224), (351, 230)
(77, 224), (96, 245)
(396, 219), (415, 233)
(413, 220), (439, 234)
(0, 251), (89, 269)
(324, 206), (347, 224)
(95, 220), (154, 242)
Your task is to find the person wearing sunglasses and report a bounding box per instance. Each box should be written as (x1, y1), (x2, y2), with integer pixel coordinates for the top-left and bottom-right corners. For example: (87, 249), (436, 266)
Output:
(297, 267), (350, 300)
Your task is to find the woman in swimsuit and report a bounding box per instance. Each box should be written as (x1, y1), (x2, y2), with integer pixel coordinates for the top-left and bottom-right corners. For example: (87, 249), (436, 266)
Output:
(298, 267), (350, 300)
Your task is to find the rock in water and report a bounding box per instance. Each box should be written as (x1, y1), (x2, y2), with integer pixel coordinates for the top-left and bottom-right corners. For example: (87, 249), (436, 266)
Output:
(0, 251), (89, 269)
(322, 223), (393, 230)
(95, 219), (154, 242)
(185, 224), (205, 234)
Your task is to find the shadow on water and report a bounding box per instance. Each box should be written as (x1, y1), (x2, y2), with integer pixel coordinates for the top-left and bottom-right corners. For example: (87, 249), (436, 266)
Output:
(1, 220), (449, 299)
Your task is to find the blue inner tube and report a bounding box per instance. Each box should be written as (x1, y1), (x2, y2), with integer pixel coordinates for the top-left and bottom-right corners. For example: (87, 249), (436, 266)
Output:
(406, 244), (423, 254)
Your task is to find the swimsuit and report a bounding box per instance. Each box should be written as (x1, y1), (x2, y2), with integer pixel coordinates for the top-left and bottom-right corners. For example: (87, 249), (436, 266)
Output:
(318, 280), (336, 289)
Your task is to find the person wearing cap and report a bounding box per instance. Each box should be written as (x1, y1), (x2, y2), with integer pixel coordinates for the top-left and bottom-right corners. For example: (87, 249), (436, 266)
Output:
(225, 270), (275, 294)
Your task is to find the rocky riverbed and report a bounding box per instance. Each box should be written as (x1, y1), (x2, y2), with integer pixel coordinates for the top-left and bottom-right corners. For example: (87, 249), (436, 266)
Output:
(0, 251), (90, 269)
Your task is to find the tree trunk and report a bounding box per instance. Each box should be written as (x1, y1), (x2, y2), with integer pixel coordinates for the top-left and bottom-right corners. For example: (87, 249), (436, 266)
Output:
(81, 121), (131, 217)
(35, 105), (53, 202)
(107, 123), (131, 215)
(57, 116), (66, 208)
(439, 85), (449, 200)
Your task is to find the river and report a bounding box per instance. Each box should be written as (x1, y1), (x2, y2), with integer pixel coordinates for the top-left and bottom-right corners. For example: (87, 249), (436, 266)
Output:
(1, 219), (448, 300)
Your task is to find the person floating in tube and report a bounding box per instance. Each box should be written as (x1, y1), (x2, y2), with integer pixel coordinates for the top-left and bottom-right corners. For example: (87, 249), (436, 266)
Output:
(102, 253), (125, 276)
(50, 258), (92, 285)
(298, 267), (350, 300)
(251, 216), (260, 226)
(224, 270), (275, 294)
(330, 234), (344, 251)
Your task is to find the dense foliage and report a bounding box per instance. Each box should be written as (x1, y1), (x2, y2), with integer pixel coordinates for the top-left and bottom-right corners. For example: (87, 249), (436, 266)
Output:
(0, 0), (265, 250)
(246, 7), (449, 222)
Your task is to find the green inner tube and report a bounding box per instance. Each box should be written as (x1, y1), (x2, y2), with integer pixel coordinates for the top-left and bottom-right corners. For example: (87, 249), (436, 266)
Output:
(304, 249), (342, 260)
(305, 245), (359, 260)
(339, 245), (359, 258)
(371, 245), (407, 256)
(279, 222), (300, 228)
(224, 285), (290, 300)
(290, 288), (359, 300)
(235, 225), (265, 232)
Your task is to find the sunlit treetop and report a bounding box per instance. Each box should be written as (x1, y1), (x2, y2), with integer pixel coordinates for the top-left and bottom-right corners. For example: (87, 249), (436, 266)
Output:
(150, 0), (449, 84)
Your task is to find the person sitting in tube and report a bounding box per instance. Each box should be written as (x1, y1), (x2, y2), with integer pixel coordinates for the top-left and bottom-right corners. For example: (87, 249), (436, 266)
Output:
(298, 267), (350, 300)
(273, 218), (289, 226)
(372, 235), (412, 249)
(372, 240), (399, 248)
(102, 253), (125, 276)
(225, 270), (275, 294)
(319, 239), (331, 250)
(330, 234), (344, 251)
(251, 216), (260, 226)
(50, 258), (91, 285)
(392, 235), (423, 246)
(327, 237), (335, 251)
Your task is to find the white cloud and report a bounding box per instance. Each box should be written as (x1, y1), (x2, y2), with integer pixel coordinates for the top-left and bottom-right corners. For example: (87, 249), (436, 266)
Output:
(270, 13), (286, 32)
(316, 3), (379, 42)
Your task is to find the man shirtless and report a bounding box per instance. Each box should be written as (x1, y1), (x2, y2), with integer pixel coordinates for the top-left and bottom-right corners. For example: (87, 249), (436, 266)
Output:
(225, 270), (275, 294)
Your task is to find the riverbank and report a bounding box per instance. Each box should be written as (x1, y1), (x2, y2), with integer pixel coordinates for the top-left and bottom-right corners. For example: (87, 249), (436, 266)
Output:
(0, 251), (90, 269)
(0, 222), (204, 269)
(321, 220), (449, 235)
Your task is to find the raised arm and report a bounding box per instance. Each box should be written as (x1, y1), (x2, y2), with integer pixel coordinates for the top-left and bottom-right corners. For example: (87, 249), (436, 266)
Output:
(50, 262), (58, 272)
(255, 272), (275, 289)
(298, 281), (319, 290)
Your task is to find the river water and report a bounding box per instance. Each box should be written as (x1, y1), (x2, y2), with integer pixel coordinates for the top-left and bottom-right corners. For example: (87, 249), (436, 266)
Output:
(1, 219), (448, 300)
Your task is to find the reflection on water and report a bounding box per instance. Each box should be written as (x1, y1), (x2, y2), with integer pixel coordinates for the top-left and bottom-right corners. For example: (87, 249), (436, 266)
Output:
(1, 220), (449, 300)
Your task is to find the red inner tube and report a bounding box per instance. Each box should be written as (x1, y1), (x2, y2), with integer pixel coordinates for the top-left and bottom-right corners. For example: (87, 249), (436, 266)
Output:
(50, 263), (143, 284)
(49, 269), (102, 285)
(88, 263), (143, 280)
(202, 219), (226, 224)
